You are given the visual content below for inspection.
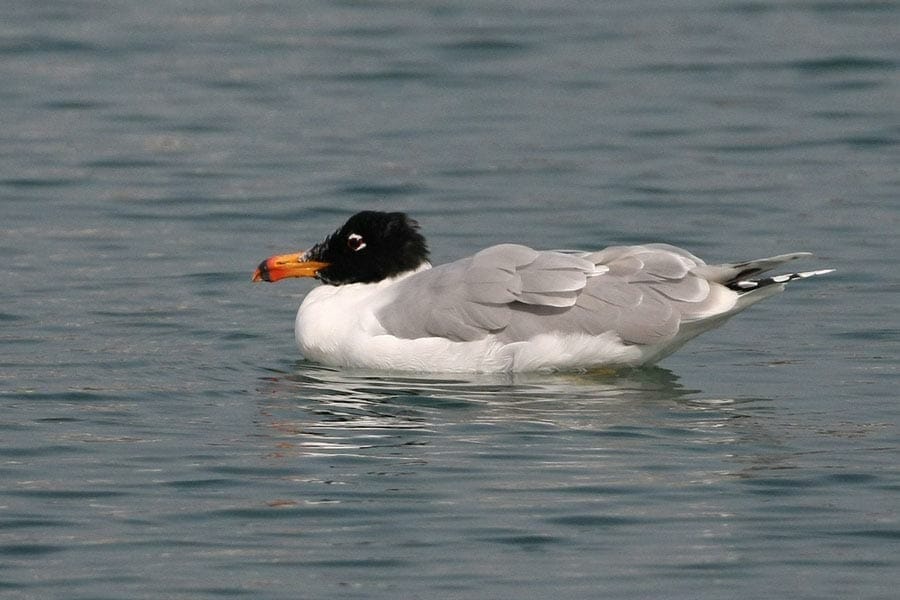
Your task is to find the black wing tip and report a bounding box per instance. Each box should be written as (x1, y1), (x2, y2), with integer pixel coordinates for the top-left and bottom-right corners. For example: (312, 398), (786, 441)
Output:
(729, 268), (835, 291)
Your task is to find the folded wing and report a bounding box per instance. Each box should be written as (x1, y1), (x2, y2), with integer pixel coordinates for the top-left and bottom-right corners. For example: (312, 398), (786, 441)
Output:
(375, 243), (810, 346)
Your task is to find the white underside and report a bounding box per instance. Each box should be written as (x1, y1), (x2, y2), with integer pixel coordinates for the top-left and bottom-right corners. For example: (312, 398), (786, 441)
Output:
(293, 268), (760, 373)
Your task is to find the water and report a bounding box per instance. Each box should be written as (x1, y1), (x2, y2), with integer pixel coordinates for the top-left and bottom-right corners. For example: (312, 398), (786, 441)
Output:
(1, 0), (898, 598)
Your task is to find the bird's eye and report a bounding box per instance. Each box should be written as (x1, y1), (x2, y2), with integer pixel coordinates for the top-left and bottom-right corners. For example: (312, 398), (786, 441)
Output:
(347, 233), (366, 252)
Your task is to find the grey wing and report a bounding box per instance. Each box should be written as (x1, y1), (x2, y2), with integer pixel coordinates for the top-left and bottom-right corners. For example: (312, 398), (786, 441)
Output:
(375, 244), (599, 342)
(566, 245), (722, 344)
(500, 244), (729, 345)
(500, 245), (818, 345)
(375, 242), (807, 346)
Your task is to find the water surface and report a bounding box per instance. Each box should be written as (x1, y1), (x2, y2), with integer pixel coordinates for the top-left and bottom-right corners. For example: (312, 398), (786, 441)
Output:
(1, 1), (898, 598)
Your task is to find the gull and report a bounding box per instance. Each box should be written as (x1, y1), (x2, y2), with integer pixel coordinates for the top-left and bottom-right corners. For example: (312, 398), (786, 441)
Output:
(253, 211), (832, 372)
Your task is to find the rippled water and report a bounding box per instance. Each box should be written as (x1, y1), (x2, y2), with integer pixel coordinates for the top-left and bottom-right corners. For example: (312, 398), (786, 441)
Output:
(1, 1), (898, 598)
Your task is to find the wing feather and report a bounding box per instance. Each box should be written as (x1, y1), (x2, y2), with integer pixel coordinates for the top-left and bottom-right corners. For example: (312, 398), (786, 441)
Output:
(648, 277), (710, 302)
(375, 242), (766, 347)
(471, 244), (538, 270)
(518, 289), (582, 308)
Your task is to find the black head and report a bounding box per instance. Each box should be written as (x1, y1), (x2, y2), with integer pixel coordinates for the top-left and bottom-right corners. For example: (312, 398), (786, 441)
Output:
(304, 211), (429, 285)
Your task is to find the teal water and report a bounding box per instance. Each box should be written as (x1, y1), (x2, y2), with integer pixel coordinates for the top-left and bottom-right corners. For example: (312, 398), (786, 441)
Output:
(1, 1), (898, 598)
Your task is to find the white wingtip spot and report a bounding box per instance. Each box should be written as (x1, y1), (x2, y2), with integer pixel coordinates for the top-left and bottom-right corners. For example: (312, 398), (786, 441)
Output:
(796, 269), (835, 278)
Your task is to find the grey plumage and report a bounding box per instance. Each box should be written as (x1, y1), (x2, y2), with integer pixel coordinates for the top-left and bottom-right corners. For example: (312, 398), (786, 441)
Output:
(375, 243), (829, 352)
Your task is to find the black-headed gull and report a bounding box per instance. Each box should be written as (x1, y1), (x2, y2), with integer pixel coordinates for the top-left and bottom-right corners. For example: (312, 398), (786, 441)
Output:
(253, 211), (832, 372)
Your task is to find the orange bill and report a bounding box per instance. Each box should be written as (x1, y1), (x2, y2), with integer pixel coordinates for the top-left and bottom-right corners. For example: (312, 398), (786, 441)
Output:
(252, 252), (330, 283)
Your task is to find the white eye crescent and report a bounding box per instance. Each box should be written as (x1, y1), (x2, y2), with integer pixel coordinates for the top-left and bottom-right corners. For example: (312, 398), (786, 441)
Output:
(347, 233), (366, 251)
